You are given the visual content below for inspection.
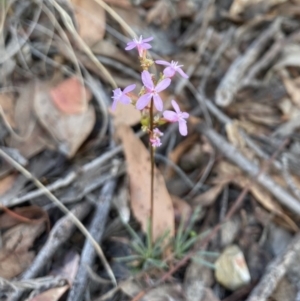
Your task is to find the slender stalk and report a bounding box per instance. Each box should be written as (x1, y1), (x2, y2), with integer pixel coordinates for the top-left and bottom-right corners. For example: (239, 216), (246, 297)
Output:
(149, 99), (154, 248)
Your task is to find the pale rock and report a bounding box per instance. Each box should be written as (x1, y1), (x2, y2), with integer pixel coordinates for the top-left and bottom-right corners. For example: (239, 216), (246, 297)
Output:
(215, 245), (251, 291)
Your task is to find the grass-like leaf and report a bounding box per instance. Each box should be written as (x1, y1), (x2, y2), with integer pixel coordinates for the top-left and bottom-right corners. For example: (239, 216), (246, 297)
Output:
(192, 256), (216, 270)
(116, 219), (171, 271)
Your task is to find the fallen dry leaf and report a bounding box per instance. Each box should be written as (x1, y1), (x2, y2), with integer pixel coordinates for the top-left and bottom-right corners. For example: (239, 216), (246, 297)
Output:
(0, 205), (49, 229)
(3, 216), (47, 253)
(248, 183), (298, 231)
(191, 184), (225, 207)
(167, 134), (198, 178)
(0, 251), (34, 279)
(28, 286), (70, 301)
(7, 82), (53, 158)
(8, 124), (54, 159)
(0, 210), (47, 279)
(34, 84), (95, 158)
(0, 174), (17, 196)
(171, 195), (192, 224)
(112, 102), (141, 126)
(50, 77), (92, 114)
(117, 124), (174, 241)
(71, 0), (106, 46)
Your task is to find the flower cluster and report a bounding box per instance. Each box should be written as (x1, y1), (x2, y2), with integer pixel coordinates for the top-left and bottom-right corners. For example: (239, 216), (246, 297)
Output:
(112, 35), (189, 147)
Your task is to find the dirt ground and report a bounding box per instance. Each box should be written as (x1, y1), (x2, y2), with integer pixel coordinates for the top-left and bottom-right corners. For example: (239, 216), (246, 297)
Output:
(1, 0), (300, 300)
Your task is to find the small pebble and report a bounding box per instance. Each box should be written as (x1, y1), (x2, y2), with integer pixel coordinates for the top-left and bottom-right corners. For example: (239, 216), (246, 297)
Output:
(215, 245), (251, 291)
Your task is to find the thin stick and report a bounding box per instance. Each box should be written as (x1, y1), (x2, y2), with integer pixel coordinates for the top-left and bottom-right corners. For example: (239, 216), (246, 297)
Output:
(150, 99), (154, 247)
(0, 148), (117, 286)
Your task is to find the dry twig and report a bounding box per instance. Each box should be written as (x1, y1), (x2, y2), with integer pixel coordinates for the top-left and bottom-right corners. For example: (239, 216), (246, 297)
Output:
(67, 180), (116, 301)
(246, 233), (300, 301)
(216, 18), (282, 107)
(0, 148), (117, 286)
(198, 125), (300, 215)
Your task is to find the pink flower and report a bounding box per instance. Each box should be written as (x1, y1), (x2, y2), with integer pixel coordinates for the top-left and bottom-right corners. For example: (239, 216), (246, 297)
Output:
(155, 60), (189, 79)
(136, 71), (171, 111)
(150, 128), (164, 147)
(153, 128), (163, 137)
(163, 100), (189, 136)
(125, 36), (153, 57)
(150, 136), (162, 147)
(111, 84), (136, 111)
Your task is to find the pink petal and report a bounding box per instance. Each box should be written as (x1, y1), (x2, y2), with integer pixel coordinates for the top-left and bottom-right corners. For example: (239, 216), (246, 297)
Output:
(125, 43), (137, 50)
(113, 87), (122, 95)
(141, 43), (152, 50)
(111, 99), (118, 111)
(141, 71), (154, 90)
(142, 37), (154, 43)
(136, 93), (151, 110)
(126, 41), (137, 46)
(171, 100), (180, 113)
(153, 94), (163, 111)
(178, 120), (188, 136)
(182, 112), (189, 119)
(153, 128), (163, 136)
(150, 137), (162, 147)
(163, 110), (178, 122)
(177, 68), (189, 79)
(119, 94), (131, 105)
(155, 78), (171, 93)
(155, 60), (170, 66)
(163, 67), (176, 78)
(123, 84), (136, 93)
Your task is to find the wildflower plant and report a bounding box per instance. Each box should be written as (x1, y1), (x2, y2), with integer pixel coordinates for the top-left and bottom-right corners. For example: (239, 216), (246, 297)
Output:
(116, 221), (169, 271)
(112, 35), (189, 246)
